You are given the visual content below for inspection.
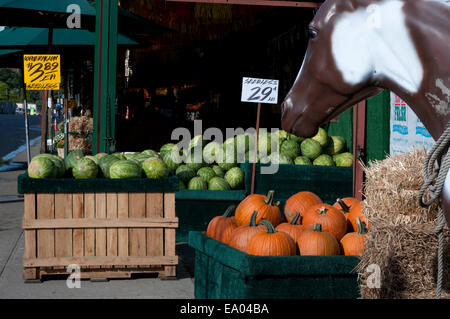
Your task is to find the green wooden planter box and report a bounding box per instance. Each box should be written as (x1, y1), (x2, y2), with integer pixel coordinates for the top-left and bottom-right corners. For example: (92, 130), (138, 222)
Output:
(175, 190), (246, 242)
(189, 231), (360, 299)
(241, 163), (353, 206)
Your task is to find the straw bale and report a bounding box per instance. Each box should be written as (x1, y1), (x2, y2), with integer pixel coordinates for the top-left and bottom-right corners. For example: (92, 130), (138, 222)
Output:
(68, 116), (93, 154)
(357, 148), (450, 299)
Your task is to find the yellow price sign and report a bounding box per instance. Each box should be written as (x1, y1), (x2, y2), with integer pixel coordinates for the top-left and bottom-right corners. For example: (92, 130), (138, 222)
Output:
(23, 54), (61, 90)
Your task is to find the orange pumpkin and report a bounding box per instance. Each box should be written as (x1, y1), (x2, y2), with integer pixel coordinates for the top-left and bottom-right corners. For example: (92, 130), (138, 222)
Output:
(206, 205), (238, 243)
(234, 190), (282, 227)
(246, 219), (296, 256)
(275, 212), (304, 253)
(228, 211), (265, 252)
(298, 224), (340, 256)
(347, 201), (369, 232)
(302, 203), (347, 241)
(333, 197), (359, 231)
(284, 191), (322, 222)
(340, 218), (366, 256)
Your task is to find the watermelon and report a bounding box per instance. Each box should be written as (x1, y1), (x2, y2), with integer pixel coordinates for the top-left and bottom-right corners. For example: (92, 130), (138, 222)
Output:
(142, 157), (170, 178)
(28, 157), (56, 179)
(175, 165), (196, 184)
(288, 133), (305, 144)
(224, 167), (244, 189)
(197, 167), (217, 183)
(324, 136), (347, 155)
(160, 143), (177, 157)
(268, 152), (294, 164)
(162, 149), (183, 172)
(141, 149), (157, 157)
(188, 177), (207, 190)
(208, 176), (231, 190)
(65, 150), (84, 170)
(203, 141), (222, 164)
(301, 138), (323, 160)
(312, 127), (329, 147)
(280, 139), (301, 160)
(313, 154), (335, 166)
(217, 150), (237, 170)
(95, 152), (108, 160)
(98, 154), (120, 178)
(185, 150), (207, 171)
(273, 129), (288, 143)
(72, 157), (98, 179)
(189, 135), (207, 150)
(112, 153), (126, 160)
(243, 150), (260, 163)
(294, 156), (312, 165)
(32, 154), (65, 177)
(124, 153), (139, 160)
(235, 133), (253, 154)
(84, 155), (98, 165)
(257, 131), (272, 156)
(136, 154), (151, 163)
(223, 137), (237, 157)
(109, 160), (142, 178)
(333, 152), (354, 167)
(212, 165), (225, 178)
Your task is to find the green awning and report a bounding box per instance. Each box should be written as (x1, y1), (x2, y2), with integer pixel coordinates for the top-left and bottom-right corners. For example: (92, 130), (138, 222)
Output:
(0, 49), (21, 56)
(0, 26), (138, 47)
(0, 0), (96, 15)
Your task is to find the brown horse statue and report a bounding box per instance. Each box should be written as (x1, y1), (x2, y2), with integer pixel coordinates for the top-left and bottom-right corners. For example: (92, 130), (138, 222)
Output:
(281, 0), (450, 225)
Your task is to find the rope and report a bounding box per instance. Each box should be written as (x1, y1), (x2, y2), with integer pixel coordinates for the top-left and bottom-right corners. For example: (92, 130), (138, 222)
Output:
(418, 121), (450, 299)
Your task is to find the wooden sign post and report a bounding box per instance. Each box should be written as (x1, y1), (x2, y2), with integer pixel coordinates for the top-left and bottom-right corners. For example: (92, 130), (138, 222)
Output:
(241, 77), (279, 194)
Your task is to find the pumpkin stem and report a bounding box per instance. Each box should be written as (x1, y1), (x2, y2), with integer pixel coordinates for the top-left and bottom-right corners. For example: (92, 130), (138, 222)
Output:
(260, 219), (277, 234)
(337, 198), (351, 213)
(223, 205), (236, 217)
(249, 211), (258, 227)
(313, 223), (323, 232)
(317, 207), (328, 215)
(356, 217), (367, 235)
(264, 190), (275, 206)
(289, 212), (301, 225)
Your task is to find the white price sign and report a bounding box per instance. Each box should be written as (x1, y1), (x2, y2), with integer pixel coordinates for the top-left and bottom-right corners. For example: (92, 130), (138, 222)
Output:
(241, 77), (279, 104)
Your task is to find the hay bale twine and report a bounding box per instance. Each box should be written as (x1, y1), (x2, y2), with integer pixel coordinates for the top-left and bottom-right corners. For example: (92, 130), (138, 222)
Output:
(357, 148), (450, 299)
(68, 116), (93, 154)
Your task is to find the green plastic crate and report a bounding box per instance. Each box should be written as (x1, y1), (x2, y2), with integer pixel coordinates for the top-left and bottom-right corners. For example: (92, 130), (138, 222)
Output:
(241, 163), (353, 205)
(189, 231), (360, 299)
(175, 189), (246, 242)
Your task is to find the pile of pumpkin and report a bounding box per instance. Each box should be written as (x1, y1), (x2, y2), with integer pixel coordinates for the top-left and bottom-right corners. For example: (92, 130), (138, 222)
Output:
(206, 190), (368, 256)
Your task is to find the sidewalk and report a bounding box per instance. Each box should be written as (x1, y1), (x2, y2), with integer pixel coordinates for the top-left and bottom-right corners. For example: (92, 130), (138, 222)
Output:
(0, 142), (195, 298)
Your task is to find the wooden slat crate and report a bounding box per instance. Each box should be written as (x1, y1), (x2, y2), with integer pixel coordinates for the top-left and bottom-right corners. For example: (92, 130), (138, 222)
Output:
(22, 191), (178, 281)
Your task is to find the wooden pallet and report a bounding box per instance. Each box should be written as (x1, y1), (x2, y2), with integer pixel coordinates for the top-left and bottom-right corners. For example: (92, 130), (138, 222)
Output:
(23, 192), (178, 281)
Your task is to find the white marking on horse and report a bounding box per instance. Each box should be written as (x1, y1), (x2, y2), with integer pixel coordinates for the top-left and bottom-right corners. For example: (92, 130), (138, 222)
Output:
(331, 0), (423, 94)
(426, 78), (450, 115)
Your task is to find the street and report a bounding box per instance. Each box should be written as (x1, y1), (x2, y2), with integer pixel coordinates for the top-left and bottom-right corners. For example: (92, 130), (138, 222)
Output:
(0, 114), (42, 160)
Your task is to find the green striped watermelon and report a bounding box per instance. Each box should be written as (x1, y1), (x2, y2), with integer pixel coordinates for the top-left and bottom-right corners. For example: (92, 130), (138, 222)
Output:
(109, 160), (142, 178)
(188, 177), (207, 190)
(142, 157), (170, 178)
(98, 154), (120, 178)
(28, 157), (57, 179)
(208, 177), (231, 190)
(72, 157), (98, 179)
(197, 167), (217, 183)
(224, 167), (244, 189)
(176, 165), (196, 184)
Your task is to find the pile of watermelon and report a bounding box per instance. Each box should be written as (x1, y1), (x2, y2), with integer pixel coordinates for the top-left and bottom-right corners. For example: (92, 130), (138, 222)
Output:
(267, 128), (353, 167)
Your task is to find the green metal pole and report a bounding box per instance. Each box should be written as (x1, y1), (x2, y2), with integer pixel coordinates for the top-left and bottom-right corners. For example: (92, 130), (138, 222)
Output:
(93, 0), (118, 155)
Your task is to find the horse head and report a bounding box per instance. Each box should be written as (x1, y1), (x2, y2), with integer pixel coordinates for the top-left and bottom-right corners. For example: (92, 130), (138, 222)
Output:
(281, 0), (416, 137)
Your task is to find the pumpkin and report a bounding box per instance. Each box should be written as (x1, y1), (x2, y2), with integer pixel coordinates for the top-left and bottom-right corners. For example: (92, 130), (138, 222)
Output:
(347, 200), (369, 232)
(206, 205), (238, 243)
(246, 219), (296, 256)
(340, 218), (366, 256)
(298, 223), (340, 256)
(302, 203), (347, 241)
(284, 191), (322, 222)
(333, 197), (359, 231)
(234, 190), (282, 227)
(228, 211), (265, 252)
(275, 212), (304, 253)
